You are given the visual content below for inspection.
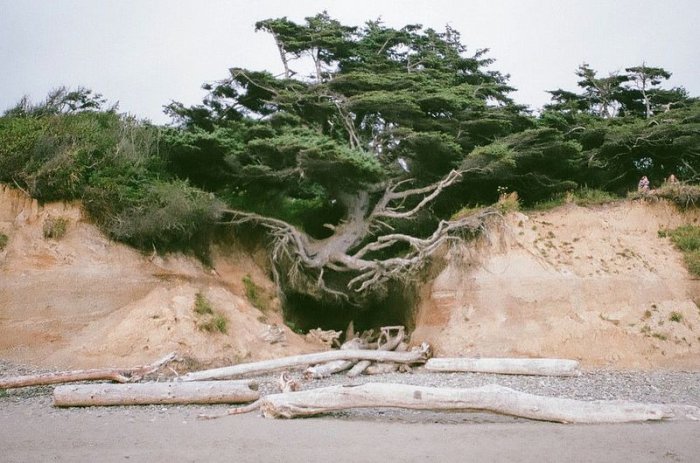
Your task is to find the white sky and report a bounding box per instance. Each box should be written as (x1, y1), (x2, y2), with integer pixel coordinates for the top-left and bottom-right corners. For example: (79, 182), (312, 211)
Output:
(1, 0), (698, 123)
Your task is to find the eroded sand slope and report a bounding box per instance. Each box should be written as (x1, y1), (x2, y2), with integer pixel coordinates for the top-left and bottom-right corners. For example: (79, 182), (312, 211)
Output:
(414, 201), (700, 369)
(0, 185), (322, 369)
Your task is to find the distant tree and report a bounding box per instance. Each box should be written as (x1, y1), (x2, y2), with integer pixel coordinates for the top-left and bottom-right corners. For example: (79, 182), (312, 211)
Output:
(3, 86), (111, 118)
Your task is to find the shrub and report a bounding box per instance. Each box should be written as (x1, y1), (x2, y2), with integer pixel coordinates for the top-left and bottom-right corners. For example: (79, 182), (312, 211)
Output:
(43, 216), (69, 239)
(0, 232), (8, 250)
(106, 179), (224, 257)
(669, 311), (684, 323)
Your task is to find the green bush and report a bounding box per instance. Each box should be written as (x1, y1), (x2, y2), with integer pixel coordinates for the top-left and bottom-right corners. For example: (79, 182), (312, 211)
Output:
(0, 232), (8, 250)
(106, 179), (224, 256)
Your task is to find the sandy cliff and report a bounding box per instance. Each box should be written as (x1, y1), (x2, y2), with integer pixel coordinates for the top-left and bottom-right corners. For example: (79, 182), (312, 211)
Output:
(414, 201), (700, 369)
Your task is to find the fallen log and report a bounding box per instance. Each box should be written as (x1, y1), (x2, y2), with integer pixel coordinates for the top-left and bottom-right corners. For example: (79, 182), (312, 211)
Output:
(0, 352), (177, 389)
(365, 363), (399, 375)
(304, 360), (356, 379)
(424, 358), (580, 376)
(347, 326), (405, 378)
(258, 383), (691, 423)
(182, 343), (431, 382)
(53, 380), (259, 407)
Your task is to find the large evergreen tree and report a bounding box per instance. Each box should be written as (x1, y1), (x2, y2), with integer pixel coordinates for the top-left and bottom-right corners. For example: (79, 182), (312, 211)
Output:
(166, 14), (528, 303)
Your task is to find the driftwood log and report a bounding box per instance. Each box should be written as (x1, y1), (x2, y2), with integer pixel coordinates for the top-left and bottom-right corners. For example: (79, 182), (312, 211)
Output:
(425, 358), (580, 376)
(304, 360), (356, 379)
(182, 344), (431, 382)
(347, 326), (405, 378)
(0, 352), (177, 389)
(257, 383), (694, 423)
(53, 380), (259, 407)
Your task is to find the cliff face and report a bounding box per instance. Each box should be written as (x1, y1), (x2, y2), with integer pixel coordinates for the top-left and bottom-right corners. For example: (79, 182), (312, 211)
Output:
(3, 183), (700, 370)
(413, 201), (700, 369)
(0, 185), (322, 369)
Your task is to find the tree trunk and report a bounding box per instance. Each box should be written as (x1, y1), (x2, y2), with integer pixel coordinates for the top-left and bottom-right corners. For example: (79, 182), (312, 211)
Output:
(181, 344), (431, 382)
(0, 353), (177, 389)
(258, 383), (685, 423)
(53, 380), (259, 407)
(424, 358), (580, 376)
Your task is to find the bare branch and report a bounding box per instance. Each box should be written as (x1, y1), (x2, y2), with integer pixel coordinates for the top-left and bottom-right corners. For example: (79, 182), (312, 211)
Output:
(371, 169), (465, 220)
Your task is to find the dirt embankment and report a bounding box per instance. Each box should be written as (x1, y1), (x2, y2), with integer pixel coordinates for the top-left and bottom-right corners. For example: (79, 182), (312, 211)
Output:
(2, 185), (700, 370)
(0, 185), (323, 369)
(414, 201), (700, 369)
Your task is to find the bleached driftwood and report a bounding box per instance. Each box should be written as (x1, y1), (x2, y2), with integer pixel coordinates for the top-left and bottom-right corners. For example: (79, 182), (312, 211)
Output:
(347, 326), (405, 377)
(304, 360), (356, 379)
(365, 363), (399, 375)
(0, 352), (177, 389)
(258, 383), (690, 423)
(424, 358), (580, 376)
(182, 344), (431, 382)
(305, 328), (342, 347)
(53, 380), (259, 407)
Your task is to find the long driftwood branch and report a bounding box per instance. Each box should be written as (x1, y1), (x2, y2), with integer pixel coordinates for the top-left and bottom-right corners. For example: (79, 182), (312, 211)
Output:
(0, 352), (177, 389)
(181, 344), (431, 382)
(53, 380), (259, 407)
(425, 358), (580, 376)
(258, 383), (697, 423)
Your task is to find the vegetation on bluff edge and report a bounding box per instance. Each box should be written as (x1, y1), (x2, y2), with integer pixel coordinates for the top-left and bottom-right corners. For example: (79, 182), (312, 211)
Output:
(1, 14), (698, 309)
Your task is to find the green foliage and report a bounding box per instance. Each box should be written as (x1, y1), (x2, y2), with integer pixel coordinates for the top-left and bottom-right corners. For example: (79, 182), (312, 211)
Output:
(532, 188), (620, 210)
(669, 311), (683, 323)
(42, 216), (69, 239)
(106, 179), (224, 255)
(0, 232), (8, 250)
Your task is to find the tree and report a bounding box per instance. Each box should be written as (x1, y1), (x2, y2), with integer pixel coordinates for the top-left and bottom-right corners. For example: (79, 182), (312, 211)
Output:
(167, 15), (528, 304)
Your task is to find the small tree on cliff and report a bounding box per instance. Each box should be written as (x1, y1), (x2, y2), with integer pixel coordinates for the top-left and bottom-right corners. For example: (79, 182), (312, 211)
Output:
(166, 14), (529, 304)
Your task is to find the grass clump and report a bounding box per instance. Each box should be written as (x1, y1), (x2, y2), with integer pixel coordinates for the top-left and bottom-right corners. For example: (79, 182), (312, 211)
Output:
(669, 311), (684, 323)
(199, 313), (228, 334)
(664, 225), (700, 276)
(496, 191), (520, 214)
(43, 216), (69, 239)
(193, 291), (228, 333)
(532, 188), (619, 211)
(0, 232), (8, 250)
(193, 291), (214, 315)
(243, 275), (269, 311)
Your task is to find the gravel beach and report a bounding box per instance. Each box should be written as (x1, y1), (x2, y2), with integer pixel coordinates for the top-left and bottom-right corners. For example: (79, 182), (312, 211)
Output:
(2, 359), (699, 423)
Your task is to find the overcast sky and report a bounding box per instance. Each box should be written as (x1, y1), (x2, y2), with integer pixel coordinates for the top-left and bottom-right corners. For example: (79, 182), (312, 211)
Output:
(1, 0), (698, 123)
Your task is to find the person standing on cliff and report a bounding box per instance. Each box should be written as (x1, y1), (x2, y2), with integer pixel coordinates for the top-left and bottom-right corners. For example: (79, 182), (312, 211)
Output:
(638, 176), (650, 192)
